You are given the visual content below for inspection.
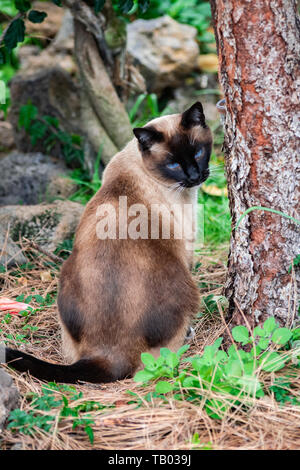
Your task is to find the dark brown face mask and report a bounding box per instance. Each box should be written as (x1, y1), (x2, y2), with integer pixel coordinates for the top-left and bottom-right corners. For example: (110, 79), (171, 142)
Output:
(133, 102), (212, 188)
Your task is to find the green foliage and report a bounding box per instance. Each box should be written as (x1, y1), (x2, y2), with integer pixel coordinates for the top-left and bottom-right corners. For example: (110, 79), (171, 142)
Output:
(3, 18), (25, 51)
(288, 254), (300, 273)
(139, 0), (150, 14)
(191, 433), (212, 449)
(118, 0), (135, 13)
(196, 152), (231, 247)
(68, 148), (102, 204)
(112, 0), (151, 15)
(128, 93), (164, 127)
(0, 292), (57, 346)
(198, 191), (231, 246)
(14, 1), (31, 13)
(202, 294), (227, 315)
(0, 264), (6, 273)
(133, 317), (300, 420)
(8, 409), (54, 436)
(269, 375), (300, 406)
(1, 1), (18, 16)
(94, 0), (106, 13)
(18, 103), (84, 167)
(27, 10), (47, 23)
(0, 330), (29, 346)
(54, 238), (74, 259)
(7, 383), (115, 443)
(235, 206), (300, 230)
(18, 101), (37, 131)
(0, 54), (19, 116)
(0, 0), (55, 62)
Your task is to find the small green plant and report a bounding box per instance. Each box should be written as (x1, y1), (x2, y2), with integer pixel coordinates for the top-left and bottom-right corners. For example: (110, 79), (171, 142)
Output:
(191, 433), (212, 450)
(0, 264), (6, 274)
(198, 191), (231, 246)
(269, 375), (300, 406)
(133, 317), (300, 420)
(7, 382), (115, 444)
(54, 238), (74, 259)
(0, 330), (29, 346)
(288, 254), (300, 273)
(128, 93), (166, 127)
(0, 293), (58, 346)
(235, 206), (300, 230)
(198, 153), (231, 246)
(68, 146), (102, 204)
(18, 103), (84, 167)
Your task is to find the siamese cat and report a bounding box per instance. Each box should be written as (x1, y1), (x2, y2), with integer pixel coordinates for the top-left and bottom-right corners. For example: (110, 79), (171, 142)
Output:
(3, 102), (212, 383)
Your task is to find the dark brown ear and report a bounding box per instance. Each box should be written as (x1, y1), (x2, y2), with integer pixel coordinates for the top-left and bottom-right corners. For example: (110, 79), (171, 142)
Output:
(181, 102), (206, 129)
(133, 126), (164, 152)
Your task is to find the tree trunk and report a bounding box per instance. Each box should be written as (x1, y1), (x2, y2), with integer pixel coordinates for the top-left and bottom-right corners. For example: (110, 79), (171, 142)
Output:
(63, 0), (134, 168)
(210, 0), (300, 327)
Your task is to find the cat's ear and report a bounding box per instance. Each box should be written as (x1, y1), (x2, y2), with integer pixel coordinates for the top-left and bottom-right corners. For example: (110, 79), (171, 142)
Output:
(181, 102), (206, 129)
(133, 126), (163, 152)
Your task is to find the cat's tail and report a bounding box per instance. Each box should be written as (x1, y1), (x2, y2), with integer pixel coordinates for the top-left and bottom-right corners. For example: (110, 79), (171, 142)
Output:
(2, 347), (126, 384)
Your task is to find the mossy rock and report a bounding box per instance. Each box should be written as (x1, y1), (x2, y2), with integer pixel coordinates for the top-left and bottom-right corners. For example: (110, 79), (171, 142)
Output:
(11, 209), (61, 245)
(0, 201), (84, 265)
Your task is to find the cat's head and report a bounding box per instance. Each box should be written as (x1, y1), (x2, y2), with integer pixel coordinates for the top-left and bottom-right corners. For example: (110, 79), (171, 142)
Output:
(133, 102), (213, 188)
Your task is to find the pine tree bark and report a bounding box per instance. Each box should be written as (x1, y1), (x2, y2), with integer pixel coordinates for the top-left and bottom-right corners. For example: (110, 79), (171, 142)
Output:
(210, 0), (300, 327)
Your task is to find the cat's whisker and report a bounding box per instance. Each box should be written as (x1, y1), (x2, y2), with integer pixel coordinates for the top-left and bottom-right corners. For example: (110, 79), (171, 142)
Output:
(209, 167), (225, 173)
(167, 182), (181, 193)
(208, 170), (225, 176)
(174, 184), (185, 198)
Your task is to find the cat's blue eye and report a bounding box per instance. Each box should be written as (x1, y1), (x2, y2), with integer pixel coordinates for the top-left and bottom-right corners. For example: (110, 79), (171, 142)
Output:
(195, 149), (203, 160)
(166, 162), (180, 170)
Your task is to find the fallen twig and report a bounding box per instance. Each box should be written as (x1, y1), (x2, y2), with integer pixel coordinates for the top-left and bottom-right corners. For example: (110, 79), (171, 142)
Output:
(25, 239), (64, 264)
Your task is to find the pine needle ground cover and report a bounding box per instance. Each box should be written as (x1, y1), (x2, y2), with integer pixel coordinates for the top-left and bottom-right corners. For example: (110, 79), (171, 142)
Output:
(1, 243), (299, 451)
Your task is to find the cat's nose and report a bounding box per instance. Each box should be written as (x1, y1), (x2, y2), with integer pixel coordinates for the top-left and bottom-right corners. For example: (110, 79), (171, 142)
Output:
(189, 175), (200, 184)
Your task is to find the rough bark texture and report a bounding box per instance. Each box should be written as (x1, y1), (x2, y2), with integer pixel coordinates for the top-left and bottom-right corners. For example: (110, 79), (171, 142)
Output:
(74, 20), (132, 150)
(64, 0), (133, 167)
(210, 0), (300, 327)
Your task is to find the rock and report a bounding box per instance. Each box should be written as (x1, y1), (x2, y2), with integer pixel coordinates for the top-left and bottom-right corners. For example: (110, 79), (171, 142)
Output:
(0, 152), (75, 205)
(17, 45), (41, 69)
(25, 1), (64, 41)
(127, 16), (199, 94)
(46, 176), (78, 201)
(18, 47), (77, 76)
(18, 10), (76, 76)
(166, 85), (220, 124)
(0, 368), (20, 432)
(8, 67), (81, 158)
(0, 231), (27, 267)
(0, 200), (84, 260)
(0, 122), (15, 152)
(51, 9), (74, 52)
